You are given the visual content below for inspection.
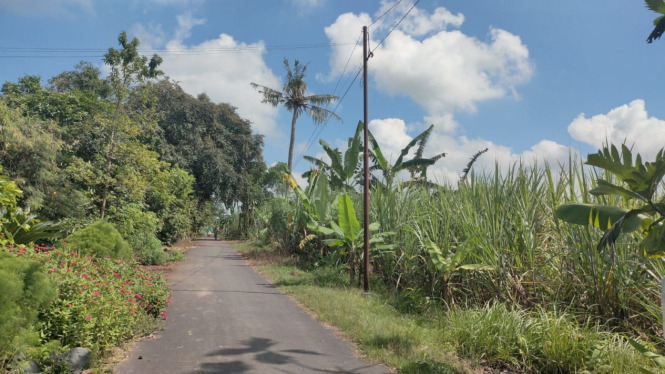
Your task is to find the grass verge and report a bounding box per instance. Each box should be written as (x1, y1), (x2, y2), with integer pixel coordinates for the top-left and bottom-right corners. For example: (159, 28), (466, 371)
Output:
(232, 241), (659, 374)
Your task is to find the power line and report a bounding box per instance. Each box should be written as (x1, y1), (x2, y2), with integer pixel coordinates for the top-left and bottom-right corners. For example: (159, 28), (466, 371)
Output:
(295, 31), (362, 166)
(369, 0), (404, 28)
(372, 0), (420, 53)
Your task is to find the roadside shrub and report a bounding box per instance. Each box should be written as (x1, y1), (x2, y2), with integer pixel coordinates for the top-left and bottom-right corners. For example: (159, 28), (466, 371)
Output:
(22, 244), (170, 353)
(63, 220), (132, 261)
(0, 250), (55, 359)
(134, 233), (168, 266)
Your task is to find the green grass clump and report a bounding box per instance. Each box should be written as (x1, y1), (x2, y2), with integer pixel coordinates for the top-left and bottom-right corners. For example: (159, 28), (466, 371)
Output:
(63, 220), (132, 261)
(446, 303), (650, 373)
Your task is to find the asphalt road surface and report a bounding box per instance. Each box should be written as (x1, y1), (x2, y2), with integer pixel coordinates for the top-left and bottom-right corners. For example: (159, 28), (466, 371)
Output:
(115, 239), (389, 374)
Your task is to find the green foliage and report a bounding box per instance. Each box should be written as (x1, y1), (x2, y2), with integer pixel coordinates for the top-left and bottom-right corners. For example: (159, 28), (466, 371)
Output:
(556, 144), (665, 254)
(0, 251), (56, 359)
(63, 220), (132, 261)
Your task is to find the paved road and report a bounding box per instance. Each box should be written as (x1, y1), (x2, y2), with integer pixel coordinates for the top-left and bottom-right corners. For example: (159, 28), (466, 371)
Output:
(115, 239), (389, 374)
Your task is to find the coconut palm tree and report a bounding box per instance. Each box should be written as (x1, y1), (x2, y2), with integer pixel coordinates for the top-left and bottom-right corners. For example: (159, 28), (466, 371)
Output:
(251, 59), (341, 180)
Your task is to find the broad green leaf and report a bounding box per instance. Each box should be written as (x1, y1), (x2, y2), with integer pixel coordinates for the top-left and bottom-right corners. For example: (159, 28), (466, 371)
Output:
(640, 223), (665, 256)
(556, 203), (653, 233)
(367, 129), (388, 171)
(330, 221), (344, 238)
(655, 15), (665, 25)
(312, 171), (331, 221)
(368, 222), (380, 232)
(338, 194), (359, 242)
(590, 179), (646, 201)
(344, 130), (361, 179)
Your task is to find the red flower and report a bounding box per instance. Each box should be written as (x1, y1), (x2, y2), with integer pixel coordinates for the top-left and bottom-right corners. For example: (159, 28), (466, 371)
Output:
(93, 292), (100, 297)
(84, 316), (92, 320)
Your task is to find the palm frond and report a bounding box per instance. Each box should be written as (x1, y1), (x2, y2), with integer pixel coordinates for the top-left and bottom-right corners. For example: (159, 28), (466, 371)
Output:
(415, 124), (434, 159)
(307, 94), (339, 106)
(645, 0), (665, 14)
(250, 83), (284, 106)
(461, 148), (489, 181)
(648, 15), (665, 43)
(431, 152), (447, 162)
(303, 155), (330, 169)
(308, 105), (342, 125)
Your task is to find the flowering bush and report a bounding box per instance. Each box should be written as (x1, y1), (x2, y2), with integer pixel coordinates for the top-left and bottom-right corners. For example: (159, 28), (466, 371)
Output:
(14, 244), (170, 353)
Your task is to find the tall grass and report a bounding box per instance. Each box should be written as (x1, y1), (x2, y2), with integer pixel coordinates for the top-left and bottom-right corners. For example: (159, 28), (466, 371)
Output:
(367, 159), (664, 339)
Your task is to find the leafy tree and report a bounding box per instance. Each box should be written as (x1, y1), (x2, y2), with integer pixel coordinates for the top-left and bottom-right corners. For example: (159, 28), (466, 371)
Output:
(646, 0), (665, 43)
(96, 31), (163, 219)
(0, 101), (90, 220)
(48, 61), (112, 98)
(251, 59), (341, 178)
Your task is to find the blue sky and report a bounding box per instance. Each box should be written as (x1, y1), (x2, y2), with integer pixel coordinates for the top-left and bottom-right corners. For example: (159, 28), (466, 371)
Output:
(1, 0), (664, 183)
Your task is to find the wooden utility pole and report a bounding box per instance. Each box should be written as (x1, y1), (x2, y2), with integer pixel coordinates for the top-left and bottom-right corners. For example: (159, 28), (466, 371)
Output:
(362, 26), (370, 293)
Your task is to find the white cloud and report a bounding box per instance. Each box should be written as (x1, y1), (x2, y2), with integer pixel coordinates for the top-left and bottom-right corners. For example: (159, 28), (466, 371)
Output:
(366, 118), (573, 184)
(323, 1), (533, 133)
(132, 15), (283, 140)
(131, 23), (166, 48)
(374, 0), (464, 36)
(174, 12), (205, 41)
(568, 99), (665, 158)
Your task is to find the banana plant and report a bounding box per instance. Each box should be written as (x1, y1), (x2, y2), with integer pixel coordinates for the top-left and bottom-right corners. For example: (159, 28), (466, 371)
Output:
(555, 144), (665, 337)
(555, 144), (664, 255)
(646, 0), (665, 43)
(303, 121), (363, 191)
(422, 239), (493, 304)
(368, 124), (446, 187)
(307, 194), (394, 286)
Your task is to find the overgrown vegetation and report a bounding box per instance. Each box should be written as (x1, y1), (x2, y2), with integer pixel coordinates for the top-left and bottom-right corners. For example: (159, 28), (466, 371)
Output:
(242, 119), (665, 372)
(0, 30), (273, 370)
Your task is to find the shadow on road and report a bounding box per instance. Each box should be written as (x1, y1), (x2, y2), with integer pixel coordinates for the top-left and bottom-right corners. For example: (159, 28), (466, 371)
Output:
(191, 337), (377, 374)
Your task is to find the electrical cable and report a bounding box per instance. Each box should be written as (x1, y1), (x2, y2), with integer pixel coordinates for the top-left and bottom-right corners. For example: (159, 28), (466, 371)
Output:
(368, 0), (404, 28)
(371, 0), (420, 53)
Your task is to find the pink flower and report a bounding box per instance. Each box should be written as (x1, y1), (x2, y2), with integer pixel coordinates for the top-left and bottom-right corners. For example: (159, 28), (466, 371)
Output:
(84, 316), (92, 320)
(67, 304), (72, 307)
(62, 241), (68, 245)
(93, 292), (100, 297)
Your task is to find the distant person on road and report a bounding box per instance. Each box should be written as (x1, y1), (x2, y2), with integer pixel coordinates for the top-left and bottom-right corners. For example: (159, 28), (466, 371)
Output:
(213, 228), (219, 241)
(207, 228), (211, 238)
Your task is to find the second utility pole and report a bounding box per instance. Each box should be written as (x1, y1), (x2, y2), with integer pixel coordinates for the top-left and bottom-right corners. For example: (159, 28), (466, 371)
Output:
(362, 26), (370, 293)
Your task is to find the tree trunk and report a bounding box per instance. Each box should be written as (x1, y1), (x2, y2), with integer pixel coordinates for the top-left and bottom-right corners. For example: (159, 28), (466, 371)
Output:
(286, 110), (298, 195)
(100, 181), (109, 219)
